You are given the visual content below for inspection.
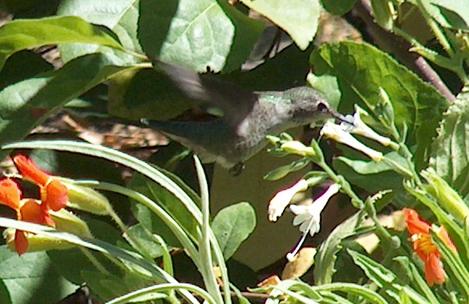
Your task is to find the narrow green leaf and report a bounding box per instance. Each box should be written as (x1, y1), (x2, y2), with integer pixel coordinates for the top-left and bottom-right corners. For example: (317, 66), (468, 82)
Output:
(240, 0), (320, 50)
(264, 158), (310, 180)
(212, 202), (256, 260)
(314, 213), (360, 284)
(393, 256), (439, 304)
(434, 231), (469, 299)
(0, 16), (123, 70)
(348, 249), (401, 301)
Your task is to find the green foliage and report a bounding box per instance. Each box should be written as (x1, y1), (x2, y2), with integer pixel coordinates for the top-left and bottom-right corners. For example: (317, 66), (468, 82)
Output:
(0, 16), (123, 70)
(430, 92), (469, 201)
(0, 0), (469, 303)
(139, 0), (264, 72)
(211, 202), (256, 260)
(0, 246), (78, 304)
(311, 42), (448, 166)
(0, 54), (128, 158)
(239, 0), (320, 50)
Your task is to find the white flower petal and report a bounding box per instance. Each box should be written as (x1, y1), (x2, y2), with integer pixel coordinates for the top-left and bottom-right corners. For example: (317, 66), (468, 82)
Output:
(268, 179), (309, 222)
(289, 183), (341, 237)
(345, 110), (392, 146)
(321, 121), (383, 161)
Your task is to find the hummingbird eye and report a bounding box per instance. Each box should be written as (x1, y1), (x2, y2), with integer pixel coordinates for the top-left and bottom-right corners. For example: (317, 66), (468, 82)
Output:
(317, 102), (329, 113)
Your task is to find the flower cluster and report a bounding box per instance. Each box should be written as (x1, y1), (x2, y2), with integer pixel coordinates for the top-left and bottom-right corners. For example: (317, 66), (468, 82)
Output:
(268, 180), (340, 260)
(320, 105), (396, 161)
(403, 208), (456, 286)
(0, 155), (68, 254)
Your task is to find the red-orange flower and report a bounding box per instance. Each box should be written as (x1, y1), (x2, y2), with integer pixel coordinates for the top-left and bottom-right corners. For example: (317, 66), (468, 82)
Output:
(13, 155), (67, 211)
(0, 179), (54, 254)
(403, 208), (456, 286)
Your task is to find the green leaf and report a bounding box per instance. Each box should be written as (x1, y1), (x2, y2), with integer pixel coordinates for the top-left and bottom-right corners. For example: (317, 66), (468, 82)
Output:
(415, 0), (469, 29)
(314, 213), (360, 284)
(430, 92), (469, 201)
(393, 256), (439, 304)
(57, 0), (141, 64)
(320, 0), (357, 15)
(240, 0), (320, 50)
(138, 0), (264, 72)
(129, 169), (199, 246)
(0, 246), (78, 304)
(0, 51), (52, 89)
(0, 16), (123, 71)
(107, 68), (191, 120)
(227, 44), (315, 91)
(0, 53), (129, 157)
(81, 270), (153, 301)
(333, 153), (404, 195)
(348, 249), (401, 301)
(311, 41), (448, 167)
(127, 224), (164, 260)
(264, 158), (310, 180)
(212, 202), (256, 260)
(307, 73), (341, 110)
(370, 0), (393, 30)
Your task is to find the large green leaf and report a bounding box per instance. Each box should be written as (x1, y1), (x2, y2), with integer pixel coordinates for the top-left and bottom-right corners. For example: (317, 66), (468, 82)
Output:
(429, 91), (469, 201)
(211, 202), (256, 260)
(0, 53), (129, 156)
(138, 0), (264, 72)
(239, 0), (320, 50)
(0, 16), (123, 71)
(0, 246), (78, 304)
(57, 0), (140, 64)
(311, 42), (448, 166)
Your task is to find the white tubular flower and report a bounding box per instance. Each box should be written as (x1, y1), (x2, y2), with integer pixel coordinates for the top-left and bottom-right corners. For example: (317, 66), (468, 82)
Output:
(268, 179), (309, 222)
(290, 183), (341, 237)
(341, 108), (392, 147)
(287, 183), (341, 259)
(321, 121), (383, 161)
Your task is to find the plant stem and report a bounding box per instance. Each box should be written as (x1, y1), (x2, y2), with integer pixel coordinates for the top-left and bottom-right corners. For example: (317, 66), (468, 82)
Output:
(194, 157), (225, 304)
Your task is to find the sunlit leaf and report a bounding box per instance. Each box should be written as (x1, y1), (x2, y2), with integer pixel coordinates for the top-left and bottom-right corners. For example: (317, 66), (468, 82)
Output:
(138, 0), (264, 72)
(239, 0), (320, 50)
(212, 202), (256, 260)
(0, 16), (123, 70)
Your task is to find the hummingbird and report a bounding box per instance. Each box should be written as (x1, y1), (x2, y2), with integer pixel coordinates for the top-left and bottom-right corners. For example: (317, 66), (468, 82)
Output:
(145, 61), (345, 174)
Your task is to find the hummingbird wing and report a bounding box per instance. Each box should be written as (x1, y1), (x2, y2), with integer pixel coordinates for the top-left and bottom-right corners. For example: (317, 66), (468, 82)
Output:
(155, 60), (258, 127)
(146, 119), (241, 168)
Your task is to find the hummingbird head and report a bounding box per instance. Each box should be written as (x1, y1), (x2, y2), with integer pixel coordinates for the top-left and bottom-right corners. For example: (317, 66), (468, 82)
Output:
(284, 87), (336, 124)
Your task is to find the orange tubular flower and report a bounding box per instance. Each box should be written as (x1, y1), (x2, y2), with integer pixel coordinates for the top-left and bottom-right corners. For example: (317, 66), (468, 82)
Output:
(0, 179), (53, 254)
(403, 208), (456, 286)
(13, 155), (68, 211)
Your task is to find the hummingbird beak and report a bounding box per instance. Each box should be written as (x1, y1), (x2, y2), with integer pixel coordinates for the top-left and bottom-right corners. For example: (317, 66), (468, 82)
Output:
(329, 109), (355, 126)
